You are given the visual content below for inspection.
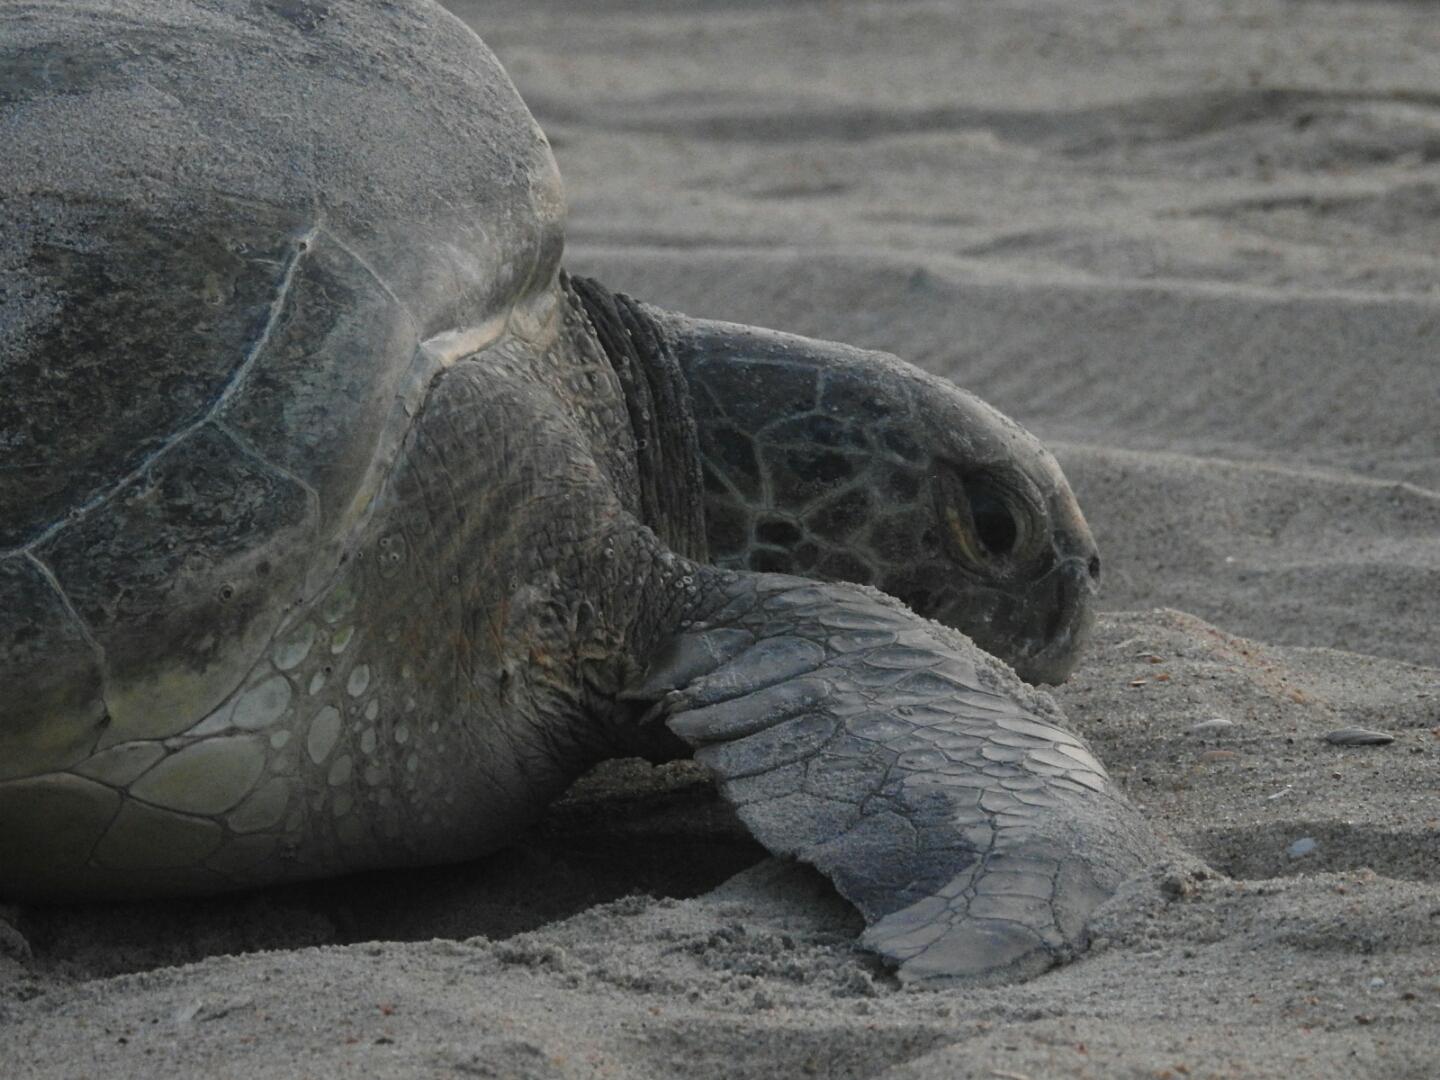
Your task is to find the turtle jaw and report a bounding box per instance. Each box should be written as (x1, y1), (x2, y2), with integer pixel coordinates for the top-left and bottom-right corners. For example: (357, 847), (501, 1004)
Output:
(933, 553), (1098, 686)
(1007, 555), (1099, 686)
(930, 465), (1102, 685)
(996, 452), (1102, 685)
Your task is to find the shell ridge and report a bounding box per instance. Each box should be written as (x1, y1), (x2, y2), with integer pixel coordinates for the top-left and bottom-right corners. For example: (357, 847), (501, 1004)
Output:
(216, 421), (324, 539)
(262, 326), (512, 661)
(21, 550), (114, 749)
(317, 225), (420, 335)
(0, 223), (321, 559)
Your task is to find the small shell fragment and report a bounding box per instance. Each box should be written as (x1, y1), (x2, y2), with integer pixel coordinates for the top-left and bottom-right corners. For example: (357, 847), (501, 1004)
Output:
(1324, 728), (1395, 746)
(1190, 718), (1235, 736)
(1199, 749), (1239, 763)
(1287, 837), (1318, 859)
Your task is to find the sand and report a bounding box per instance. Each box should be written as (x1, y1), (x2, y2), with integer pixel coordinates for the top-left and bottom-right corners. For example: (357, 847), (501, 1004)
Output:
(4, 0), (1439, 1076)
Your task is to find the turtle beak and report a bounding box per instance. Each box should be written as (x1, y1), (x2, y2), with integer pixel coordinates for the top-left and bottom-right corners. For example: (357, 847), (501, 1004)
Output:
(929, 548), (1098, 687)
(1009, 554), (1099, 686)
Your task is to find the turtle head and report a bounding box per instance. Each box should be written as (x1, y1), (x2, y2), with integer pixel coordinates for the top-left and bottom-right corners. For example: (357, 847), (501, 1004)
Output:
(910, 387), (1101, 686)
(668, 318), (1099, 685)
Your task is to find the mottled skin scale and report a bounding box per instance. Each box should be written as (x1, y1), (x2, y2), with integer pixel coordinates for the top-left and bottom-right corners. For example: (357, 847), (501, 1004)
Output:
(0, 0), (1162, 984)
(669, 318), (1101, 686)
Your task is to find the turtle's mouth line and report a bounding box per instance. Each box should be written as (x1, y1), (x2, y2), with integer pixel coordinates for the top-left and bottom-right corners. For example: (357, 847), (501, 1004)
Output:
(1015, 556), (1097, 684)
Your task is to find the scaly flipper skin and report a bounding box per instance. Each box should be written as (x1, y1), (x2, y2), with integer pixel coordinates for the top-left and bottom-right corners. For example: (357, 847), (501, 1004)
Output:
(628, 572), (1161, 986)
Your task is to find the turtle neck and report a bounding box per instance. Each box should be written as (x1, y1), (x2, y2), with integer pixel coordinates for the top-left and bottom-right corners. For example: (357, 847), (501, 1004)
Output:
(566, 273), (709, 564)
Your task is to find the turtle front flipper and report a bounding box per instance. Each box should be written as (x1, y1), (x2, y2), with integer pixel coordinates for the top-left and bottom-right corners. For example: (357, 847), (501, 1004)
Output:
(627, 570), (1163, 986)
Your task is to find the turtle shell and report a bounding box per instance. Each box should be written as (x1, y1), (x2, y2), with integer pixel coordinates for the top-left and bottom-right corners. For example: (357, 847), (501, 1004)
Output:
(0, 0), (564, 773)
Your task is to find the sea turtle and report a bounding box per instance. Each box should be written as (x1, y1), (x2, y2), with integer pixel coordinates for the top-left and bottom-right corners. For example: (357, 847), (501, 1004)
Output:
(0, 0), (1161, 984)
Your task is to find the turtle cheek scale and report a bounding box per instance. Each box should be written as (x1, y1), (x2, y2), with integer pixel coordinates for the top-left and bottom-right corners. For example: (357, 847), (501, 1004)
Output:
(1008, 485), (1104, 685)
(929, 582), (1041, 681)
(935, 539), (1099, 687)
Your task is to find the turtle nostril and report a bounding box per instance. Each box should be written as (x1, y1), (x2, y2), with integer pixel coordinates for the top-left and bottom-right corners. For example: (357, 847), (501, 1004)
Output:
(1087, 555), (1101, 581)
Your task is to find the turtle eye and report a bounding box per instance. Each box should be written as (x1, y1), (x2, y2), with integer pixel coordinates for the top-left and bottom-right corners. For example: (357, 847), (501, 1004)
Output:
(935, 466), (1035, 571)
(967, 485), (1017, 557)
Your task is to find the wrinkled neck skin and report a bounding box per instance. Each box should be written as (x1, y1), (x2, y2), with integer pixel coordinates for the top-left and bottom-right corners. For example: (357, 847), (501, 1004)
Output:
(566, 274), (709, 564)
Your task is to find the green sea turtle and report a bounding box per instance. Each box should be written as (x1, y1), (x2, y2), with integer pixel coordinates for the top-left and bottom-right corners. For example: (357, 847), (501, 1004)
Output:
(0, 0), (1161, 984)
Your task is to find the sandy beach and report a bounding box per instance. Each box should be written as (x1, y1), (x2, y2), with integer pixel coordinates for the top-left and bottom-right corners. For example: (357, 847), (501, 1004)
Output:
(3, 0), (1439, 1075)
